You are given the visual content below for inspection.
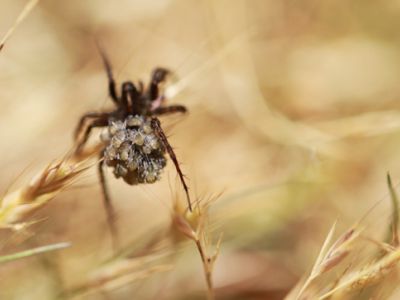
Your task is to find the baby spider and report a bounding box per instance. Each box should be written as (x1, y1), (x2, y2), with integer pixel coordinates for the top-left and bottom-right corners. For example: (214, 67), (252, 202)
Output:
(74, 49), (191, 245)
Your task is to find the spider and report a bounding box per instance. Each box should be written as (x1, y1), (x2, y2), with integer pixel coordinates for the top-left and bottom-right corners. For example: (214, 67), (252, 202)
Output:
(73, 49), (191, 245)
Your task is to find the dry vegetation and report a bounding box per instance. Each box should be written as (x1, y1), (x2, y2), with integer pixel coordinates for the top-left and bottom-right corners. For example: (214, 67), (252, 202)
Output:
(1, 0), (400, 299)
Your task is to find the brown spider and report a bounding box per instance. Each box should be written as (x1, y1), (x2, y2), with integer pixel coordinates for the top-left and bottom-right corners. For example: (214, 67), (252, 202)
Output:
(73, 49), (191, 245)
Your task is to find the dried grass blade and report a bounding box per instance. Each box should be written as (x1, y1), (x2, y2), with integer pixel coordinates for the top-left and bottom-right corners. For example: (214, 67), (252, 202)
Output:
(315, 226), (360, 275)
(0, 0), (40, 51)
(295, 221), (337, 300)
(0, 242), (70, 264)
(319, 248), (400, 299)
(386, 173), (399, 246)
(0, 158), (91, 228)
(313, 221), (338, 276)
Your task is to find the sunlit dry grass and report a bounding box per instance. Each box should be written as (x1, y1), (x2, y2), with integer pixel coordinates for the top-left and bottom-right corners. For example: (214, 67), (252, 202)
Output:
(0, 156), (90, 231)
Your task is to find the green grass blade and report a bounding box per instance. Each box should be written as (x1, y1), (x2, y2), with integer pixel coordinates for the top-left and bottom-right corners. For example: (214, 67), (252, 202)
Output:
(0, 242), (71, 264)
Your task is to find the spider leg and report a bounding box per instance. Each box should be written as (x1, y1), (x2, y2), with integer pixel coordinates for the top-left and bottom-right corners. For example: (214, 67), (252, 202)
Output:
(152, 105), (187, 116)
(74, 112), (109, 140)
(148, 67), (170, 101)
(98, 156), (119, 251)
(138, 80), (144, 94)
(74, 117), (108, 155)
(97, 44), (119, 104)
(150, 117), (192, 211)
(122, 81), (139, 114)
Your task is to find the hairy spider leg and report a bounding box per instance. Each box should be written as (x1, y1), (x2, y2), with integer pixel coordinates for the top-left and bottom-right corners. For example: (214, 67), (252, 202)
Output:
(73, 114), (119, 249)
(138, 80), (144, 94)
(121, 81), (139, 114)
(150, 117), (192, 211)
(97, 44), (119, 104)
(98, 156), (119, 251)
(148, 68), (170, 101)
(75, 116), (109, 154)
(74, 112), (110, 140)
(152, 105), (187, 116)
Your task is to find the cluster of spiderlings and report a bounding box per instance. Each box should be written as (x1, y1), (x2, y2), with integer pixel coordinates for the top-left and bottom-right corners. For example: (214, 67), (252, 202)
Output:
(101, 115), (167, 184)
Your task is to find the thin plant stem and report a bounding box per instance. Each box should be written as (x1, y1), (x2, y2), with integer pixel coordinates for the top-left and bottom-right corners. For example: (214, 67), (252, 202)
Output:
(0, 0), (40, 51)
(0, 242), (70, 264)
(195, 238), (215, 300)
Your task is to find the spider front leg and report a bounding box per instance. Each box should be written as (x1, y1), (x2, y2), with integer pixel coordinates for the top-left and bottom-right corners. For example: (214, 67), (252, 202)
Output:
(122, 81), (139, 114)
(74, 116), (108, 155)
(148, 68), (170, 101)
(97, 44), (119, 104)
(98, 155), (119, 251)
(74, 112), (109, 140)
(151, 117), (192, 211)
(152, 105), (187, 116)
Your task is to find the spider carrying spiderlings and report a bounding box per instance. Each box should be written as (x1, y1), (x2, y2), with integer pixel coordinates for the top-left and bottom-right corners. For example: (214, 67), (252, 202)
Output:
(73, 48), (192, 246)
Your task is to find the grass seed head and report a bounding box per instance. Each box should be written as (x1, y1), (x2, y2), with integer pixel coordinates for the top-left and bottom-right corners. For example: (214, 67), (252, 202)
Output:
(0, 158), (90, 229)
(319, 249), (400, 299)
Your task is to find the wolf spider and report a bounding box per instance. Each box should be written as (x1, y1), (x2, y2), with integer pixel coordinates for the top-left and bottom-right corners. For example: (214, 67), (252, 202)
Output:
(74, 50), (191, 246)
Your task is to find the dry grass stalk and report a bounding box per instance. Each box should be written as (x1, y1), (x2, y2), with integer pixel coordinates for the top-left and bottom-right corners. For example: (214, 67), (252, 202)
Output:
(0, 242), (70, 264)
(68, 256), (173, 298)
(66, 224), (175, 299)
(386, 173), (399, 247)
(288, 176), (400, 300)
(294, 221), (360, 300)
(0, 0), (40, 52)
(319, 248), (400, 299)
(316, 176), (400, 299)
(0, 157), (91, 231)
(172, 196), (222, 300)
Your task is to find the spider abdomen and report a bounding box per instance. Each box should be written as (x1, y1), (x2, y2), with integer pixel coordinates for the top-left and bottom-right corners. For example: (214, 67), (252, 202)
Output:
(102, 115), (167, 185)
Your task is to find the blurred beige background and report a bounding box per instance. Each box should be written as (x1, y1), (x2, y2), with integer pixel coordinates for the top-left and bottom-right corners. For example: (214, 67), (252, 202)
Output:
(1, 0), (400, 299)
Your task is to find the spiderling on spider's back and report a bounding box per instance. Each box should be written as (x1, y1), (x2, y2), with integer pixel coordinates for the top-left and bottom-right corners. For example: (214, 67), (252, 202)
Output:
(101, 115), (167, 185)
